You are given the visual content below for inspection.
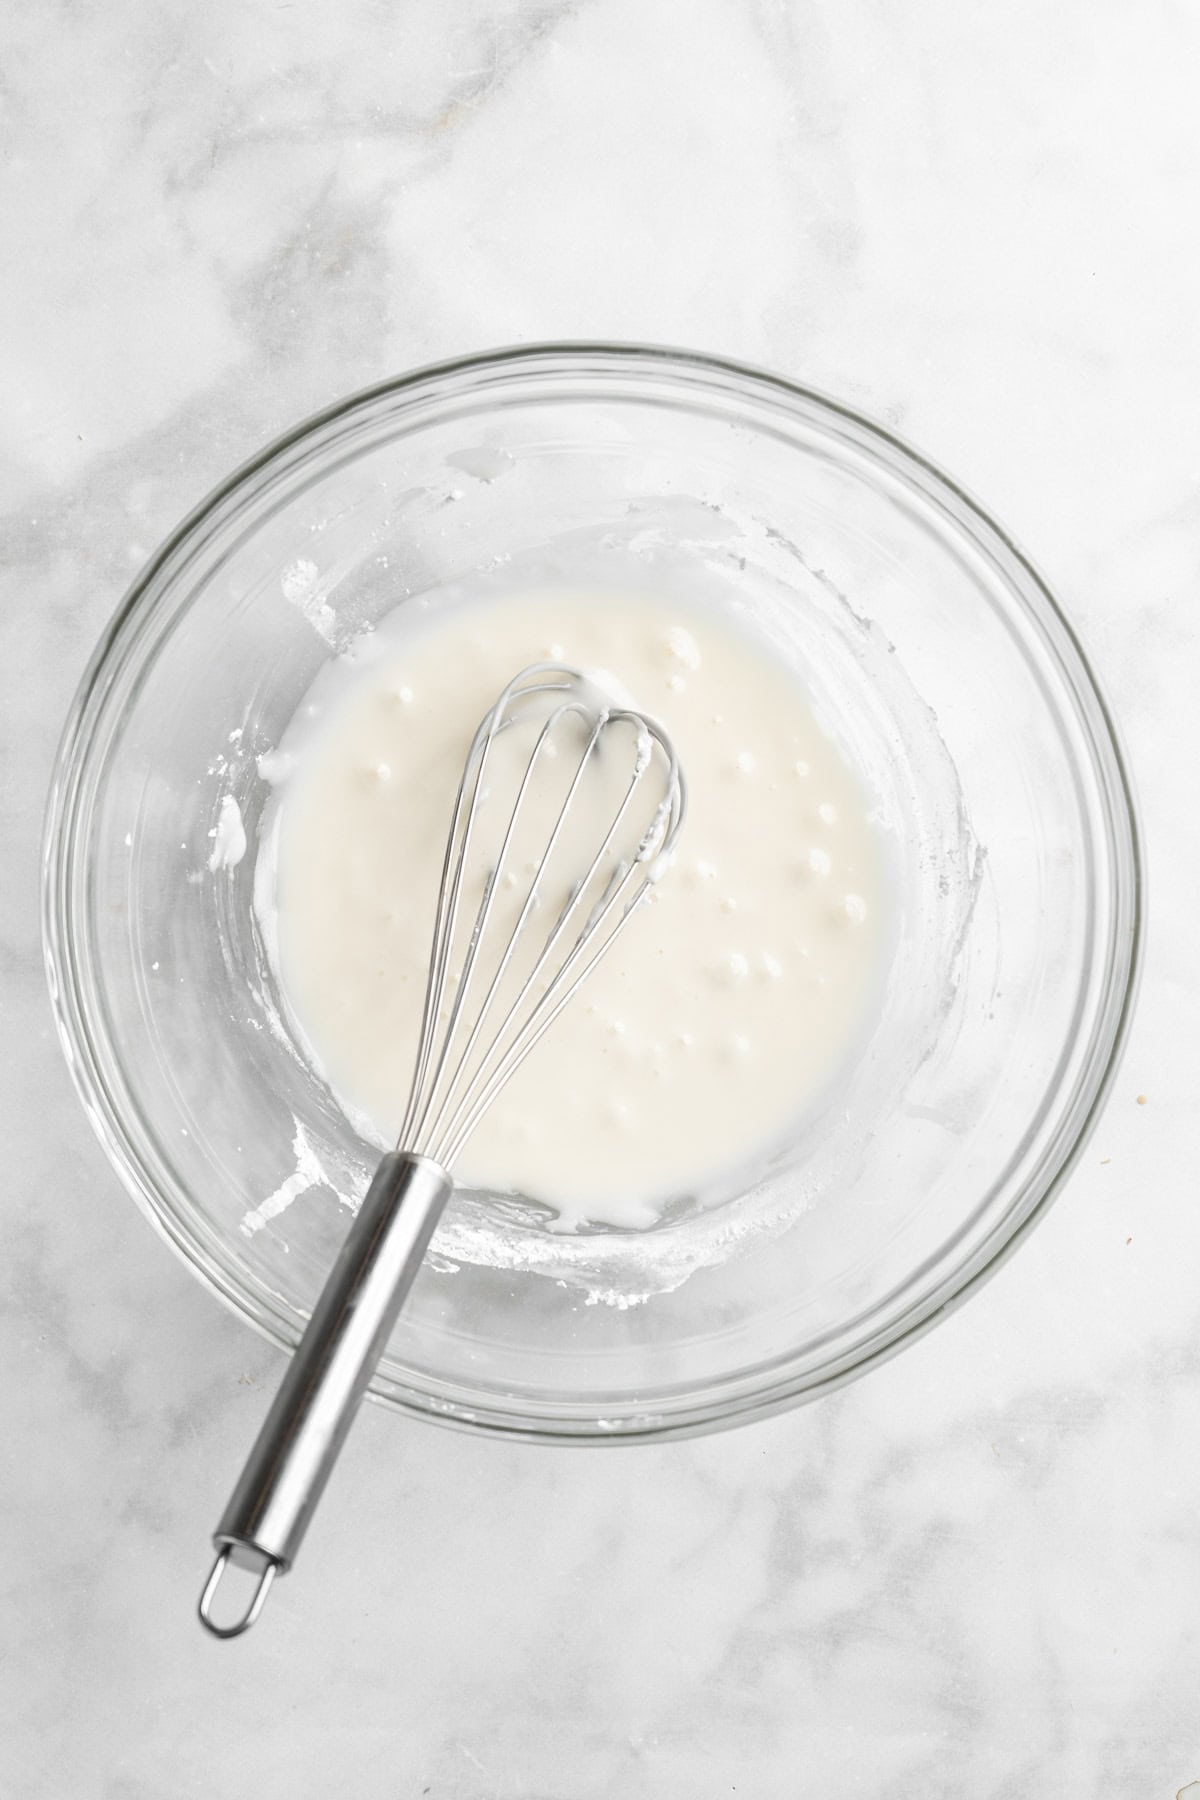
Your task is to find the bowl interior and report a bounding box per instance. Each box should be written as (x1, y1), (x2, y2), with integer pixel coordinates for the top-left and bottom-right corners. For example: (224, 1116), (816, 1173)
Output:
(46, 348), (1140, 1437)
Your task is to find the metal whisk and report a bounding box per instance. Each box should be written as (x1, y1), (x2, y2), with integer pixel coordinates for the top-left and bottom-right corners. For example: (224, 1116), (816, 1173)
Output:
(198, 663), (685, 1637)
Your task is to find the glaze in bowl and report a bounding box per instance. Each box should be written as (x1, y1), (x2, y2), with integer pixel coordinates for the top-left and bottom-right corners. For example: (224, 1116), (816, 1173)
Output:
(42, 345), (1142, 1440)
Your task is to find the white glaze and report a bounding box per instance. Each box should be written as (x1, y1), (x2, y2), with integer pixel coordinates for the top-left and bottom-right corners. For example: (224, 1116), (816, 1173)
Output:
(206, 794), (246, 871)
(260, 586), (886, 1229)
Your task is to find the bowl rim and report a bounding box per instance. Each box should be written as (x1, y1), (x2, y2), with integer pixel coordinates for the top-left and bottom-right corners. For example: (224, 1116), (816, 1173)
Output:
(41, 340), (1146, 1443)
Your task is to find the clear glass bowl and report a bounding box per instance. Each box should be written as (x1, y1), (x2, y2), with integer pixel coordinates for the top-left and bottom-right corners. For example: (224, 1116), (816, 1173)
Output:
(42, 345), (1142, 1441)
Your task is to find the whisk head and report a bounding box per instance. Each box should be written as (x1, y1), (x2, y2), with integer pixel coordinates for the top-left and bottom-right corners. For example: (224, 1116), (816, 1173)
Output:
(398, 662), (686, 1170)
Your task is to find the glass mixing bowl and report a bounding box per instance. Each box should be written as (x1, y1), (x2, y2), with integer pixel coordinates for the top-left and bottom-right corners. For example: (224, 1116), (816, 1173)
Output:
(43, 345), (1142, 1440)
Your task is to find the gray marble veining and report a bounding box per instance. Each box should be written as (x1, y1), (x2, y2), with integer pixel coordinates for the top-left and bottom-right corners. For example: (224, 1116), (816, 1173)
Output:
(2, 2), (1196, 1794)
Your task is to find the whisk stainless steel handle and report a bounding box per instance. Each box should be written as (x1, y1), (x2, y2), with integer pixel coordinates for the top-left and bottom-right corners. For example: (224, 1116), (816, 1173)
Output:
(199, 662), (684, 1638)
(198, 1153), (450, 1637)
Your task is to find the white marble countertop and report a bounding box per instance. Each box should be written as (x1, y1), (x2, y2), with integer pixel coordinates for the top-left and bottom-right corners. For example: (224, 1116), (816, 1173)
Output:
(3, 3), (1196, 1794)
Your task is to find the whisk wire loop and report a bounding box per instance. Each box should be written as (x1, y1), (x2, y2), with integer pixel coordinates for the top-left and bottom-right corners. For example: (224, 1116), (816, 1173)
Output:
(413, 702), (606, 1159)
(398, 662), (685, 1168)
